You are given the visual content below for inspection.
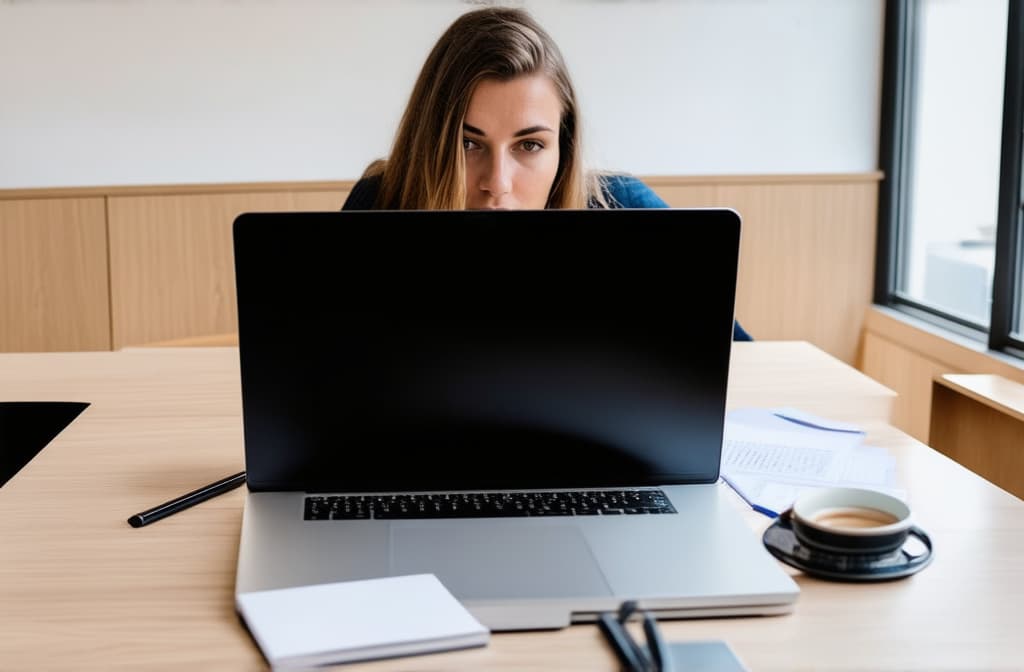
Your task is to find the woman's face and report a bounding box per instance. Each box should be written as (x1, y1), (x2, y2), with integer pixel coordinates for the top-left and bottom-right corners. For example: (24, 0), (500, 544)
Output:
(462, 74), (562, 210)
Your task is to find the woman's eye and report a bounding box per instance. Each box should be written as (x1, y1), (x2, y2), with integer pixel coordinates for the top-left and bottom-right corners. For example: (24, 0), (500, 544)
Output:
(519, 140), (543, 153)
(462, 138), (479, 151)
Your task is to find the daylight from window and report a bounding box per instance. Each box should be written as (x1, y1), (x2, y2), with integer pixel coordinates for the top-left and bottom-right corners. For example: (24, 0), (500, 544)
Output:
(900, 0), (1008, 326)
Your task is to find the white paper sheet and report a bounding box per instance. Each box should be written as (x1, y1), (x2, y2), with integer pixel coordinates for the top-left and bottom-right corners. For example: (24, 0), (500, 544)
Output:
(721, 408), (903, 515)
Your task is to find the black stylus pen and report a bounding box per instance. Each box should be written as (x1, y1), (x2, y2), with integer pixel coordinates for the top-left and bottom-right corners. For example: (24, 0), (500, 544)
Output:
(127, 471), (246, 528)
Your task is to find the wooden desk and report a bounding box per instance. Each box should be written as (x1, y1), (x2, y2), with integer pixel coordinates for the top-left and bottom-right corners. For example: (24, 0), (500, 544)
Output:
(1, 342), (1020, 671)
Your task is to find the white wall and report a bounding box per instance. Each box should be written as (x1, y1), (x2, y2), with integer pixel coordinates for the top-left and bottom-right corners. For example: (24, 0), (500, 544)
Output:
(0, 0), (884, 189)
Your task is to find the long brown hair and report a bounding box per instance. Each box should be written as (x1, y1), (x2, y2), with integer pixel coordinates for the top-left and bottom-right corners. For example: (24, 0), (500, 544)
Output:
(369, 6), (606, 209)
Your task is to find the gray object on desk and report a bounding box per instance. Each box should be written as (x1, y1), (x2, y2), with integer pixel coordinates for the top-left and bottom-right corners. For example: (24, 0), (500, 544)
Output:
(664, 640), (750, 671)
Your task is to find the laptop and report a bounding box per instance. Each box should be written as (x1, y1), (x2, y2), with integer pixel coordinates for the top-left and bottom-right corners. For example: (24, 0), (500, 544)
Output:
(232, 208), (798, 631)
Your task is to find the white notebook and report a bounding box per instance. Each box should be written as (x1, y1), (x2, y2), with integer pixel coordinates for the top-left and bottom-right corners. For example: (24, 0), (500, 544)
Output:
(236, 574), (490, 670)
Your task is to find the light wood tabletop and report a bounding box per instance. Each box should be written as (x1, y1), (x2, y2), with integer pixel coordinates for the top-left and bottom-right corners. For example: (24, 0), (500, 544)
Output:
(0, 342), (1020, 671)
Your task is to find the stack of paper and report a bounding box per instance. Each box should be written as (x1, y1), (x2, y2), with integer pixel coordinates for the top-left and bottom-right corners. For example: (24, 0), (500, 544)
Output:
(236, 573), (489, 670)
(721, 407), (903, 517)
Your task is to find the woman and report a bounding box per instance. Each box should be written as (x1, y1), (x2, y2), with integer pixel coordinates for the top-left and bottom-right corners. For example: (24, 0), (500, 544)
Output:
(343, 6), (752, 339)
(342, 5), (665, 212)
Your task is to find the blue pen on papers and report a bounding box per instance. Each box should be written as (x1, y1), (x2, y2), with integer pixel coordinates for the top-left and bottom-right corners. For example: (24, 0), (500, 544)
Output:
(750, 503), (779, 518)
(720, 474), (779, 519)
(771, 412), (865, 435)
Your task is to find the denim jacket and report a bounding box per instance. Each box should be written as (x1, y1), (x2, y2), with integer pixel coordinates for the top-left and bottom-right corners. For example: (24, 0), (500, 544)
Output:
(341, 173), (667, 210)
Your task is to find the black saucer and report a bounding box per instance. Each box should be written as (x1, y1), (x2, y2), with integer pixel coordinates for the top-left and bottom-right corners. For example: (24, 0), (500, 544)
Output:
(762, 515), (933, 582)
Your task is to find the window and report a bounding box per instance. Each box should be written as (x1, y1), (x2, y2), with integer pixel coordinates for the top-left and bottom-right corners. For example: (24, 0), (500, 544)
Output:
(877, 0), (1024, 355)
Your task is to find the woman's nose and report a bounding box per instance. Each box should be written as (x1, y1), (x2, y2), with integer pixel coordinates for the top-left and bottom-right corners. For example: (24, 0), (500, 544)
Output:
(480, 153), (512, 195)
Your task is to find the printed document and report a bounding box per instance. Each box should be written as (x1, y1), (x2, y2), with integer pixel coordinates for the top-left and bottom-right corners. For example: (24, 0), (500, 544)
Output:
(721, 407), (902, 516)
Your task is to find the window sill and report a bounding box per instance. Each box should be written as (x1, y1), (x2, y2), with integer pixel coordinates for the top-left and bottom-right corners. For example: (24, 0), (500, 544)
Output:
(863, 305), (1024, 378)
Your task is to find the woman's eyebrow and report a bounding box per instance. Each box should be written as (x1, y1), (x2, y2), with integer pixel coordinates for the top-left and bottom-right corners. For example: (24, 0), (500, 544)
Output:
(512, 125), (555, 137)
(462, 123), (555, 137)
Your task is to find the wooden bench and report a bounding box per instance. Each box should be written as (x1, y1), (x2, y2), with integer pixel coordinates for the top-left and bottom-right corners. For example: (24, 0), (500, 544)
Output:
(930, 374), (1024, 499)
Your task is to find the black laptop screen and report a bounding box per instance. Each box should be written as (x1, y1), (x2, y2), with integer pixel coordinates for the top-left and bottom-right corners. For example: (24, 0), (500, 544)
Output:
(234, 209), (740, 492)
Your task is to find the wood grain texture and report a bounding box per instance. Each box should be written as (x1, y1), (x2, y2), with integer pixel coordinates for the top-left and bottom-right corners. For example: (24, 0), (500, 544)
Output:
(859, 331), (957, 442)
(859, 307), (1024, 443)
(728, 341), (896, 423)
(0, 172), (882, 201)
(863, 307), (1024, 379)
(1, 342), (1021, 671)
(139, 332), (240, 348)
(936, 374), (1024, 422)
(0, 198), (111, 352)
(107, 190), (347, 348)
(653, 179), (879, 365)
(0, 173), (881, 358)
(931, 377), (1024, 499)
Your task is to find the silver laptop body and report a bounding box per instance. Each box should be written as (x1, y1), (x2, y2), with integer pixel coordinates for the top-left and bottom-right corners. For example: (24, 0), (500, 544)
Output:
(231, 209), (798, 630)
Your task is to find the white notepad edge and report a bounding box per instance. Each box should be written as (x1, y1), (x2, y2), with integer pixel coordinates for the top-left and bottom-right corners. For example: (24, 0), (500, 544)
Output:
(265, 631), (490, 669)
(236, 574), (489, 669)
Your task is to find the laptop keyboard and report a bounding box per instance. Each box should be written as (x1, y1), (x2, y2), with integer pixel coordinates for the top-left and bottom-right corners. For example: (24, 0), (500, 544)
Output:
(304, 489), (676, 520)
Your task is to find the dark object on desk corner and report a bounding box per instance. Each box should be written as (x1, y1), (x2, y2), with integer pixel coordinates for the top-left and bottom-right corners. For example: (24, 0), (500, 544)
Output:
(0, 401), (90, 488)
(598, 601), (670, 672)
(598, 601), (750, 672)
(762, 512), (934, 582)
(127, 471), (246, 528)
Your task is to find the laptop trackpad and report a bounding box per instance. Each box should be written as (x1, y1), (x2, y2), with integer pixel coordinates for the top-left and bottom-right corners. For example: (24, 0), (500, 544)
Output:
(390, 522), (612, 600)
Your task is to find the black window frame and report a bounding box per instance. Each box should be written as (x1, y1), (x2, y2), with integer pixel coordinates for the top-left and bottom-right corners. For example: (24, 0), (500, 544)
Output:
(876, 0), (1024, 357)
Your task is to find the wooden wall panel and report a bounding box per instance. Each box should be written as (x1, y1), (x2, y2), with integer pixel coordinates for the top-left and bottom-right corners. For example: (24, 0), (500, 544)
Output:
(107, 190), (346, 348)
(2, 174), (881, 354)
(652, 178), (878, 365)
(0, 198), (110, 352)
(859, 331), (958, 442)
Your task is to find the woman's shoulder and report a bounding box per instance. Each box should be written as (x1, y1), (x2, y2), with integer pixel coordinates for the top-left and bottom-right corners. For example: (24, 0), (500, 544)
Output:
(341, 174), (383, 210)
(594, 173), (668, 209)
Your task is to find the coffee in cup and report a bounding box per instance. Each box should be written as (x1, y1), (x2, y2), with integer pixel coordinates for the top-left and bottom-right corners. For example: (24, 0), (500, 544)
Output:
(807, 506), (900, 530)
